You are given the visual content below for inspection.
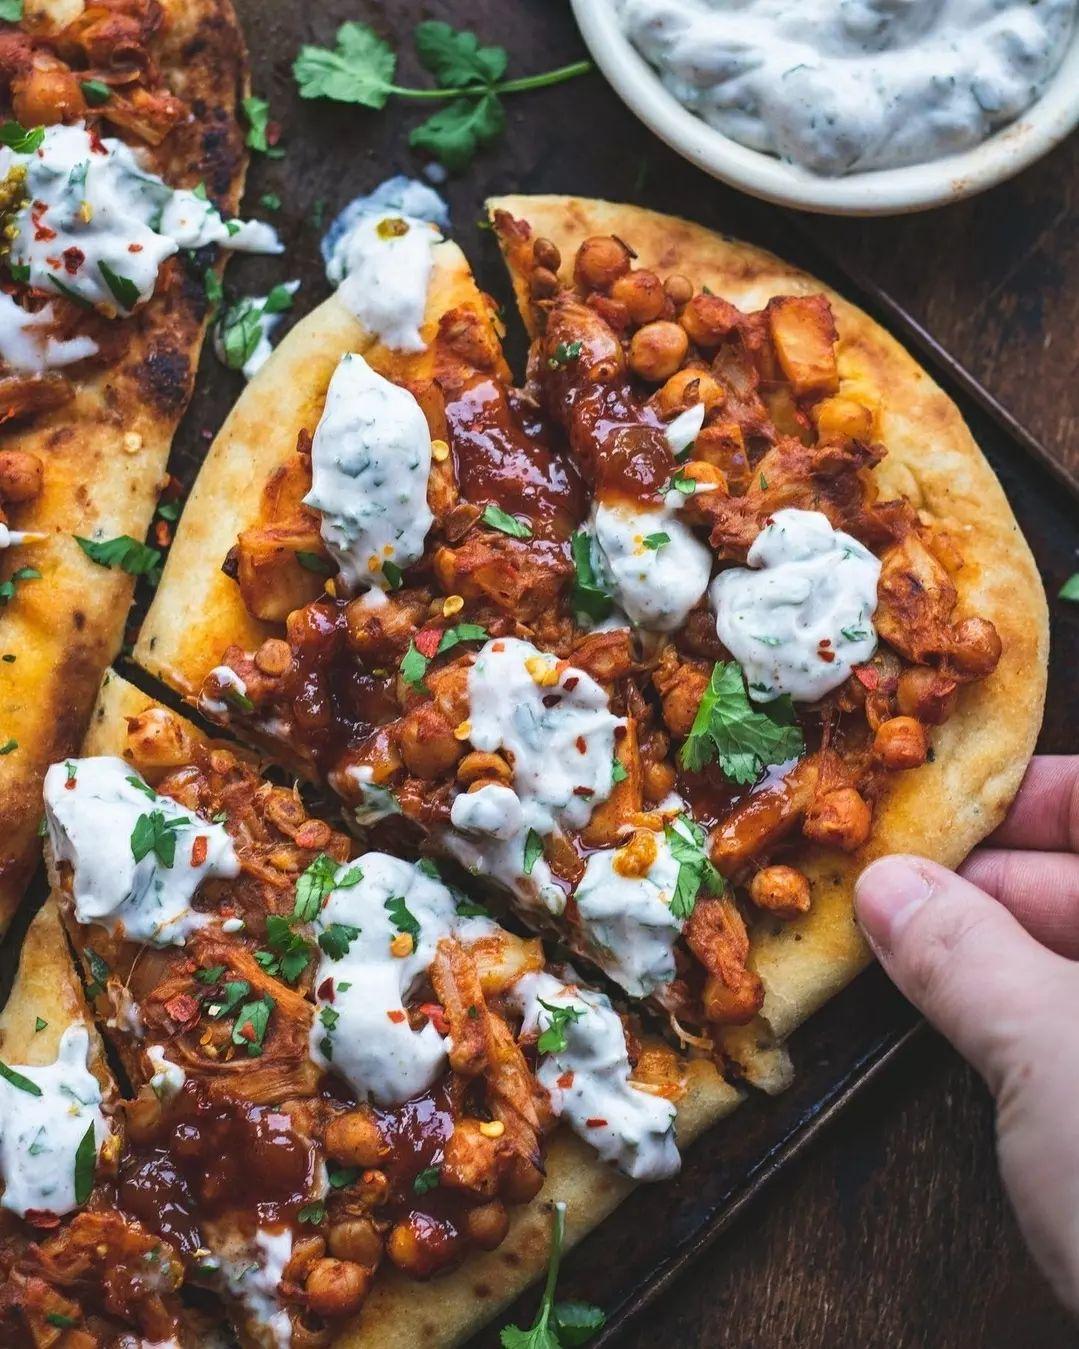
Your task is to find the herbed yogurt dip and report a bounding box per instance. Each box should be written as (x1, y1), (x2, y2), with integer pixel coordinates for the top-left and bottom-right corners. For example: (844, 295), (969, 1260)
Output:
(617, 0), (1077, 175)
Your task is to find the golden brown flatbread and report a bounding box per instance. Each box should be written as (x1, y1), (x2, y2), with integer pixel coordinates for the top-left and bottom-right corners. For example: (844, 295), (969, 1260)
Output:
(0, 0), (249, 931)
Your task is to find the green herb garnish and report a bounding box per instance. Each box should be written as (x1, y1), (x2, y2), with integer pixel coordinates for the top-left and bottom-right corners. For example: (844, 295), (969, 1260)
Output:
(482, 503), (532, 539)
(679, 661), (804, 784)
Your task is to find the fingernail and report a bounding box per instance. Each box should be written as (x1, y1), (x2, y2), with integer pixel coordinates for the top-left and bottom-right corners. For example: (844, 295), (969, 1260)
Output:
(854, 856), (935, 955)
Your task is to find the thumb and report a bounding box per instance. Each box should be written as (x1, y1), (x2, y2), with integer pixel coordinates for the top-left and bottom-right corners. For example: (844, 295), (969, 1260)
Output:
(854, 855), (1074, 1096)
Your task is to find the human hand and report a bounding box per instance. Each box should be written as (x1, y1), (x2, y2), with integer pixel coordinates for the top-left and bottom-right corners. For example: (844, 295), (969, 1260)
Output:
(854, 756), (1079, 1313)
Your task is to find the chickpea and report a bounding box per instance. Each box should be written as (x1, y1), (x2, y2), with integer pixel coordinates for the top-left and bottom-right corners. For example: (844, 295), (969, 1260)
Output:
(466, 1200), (510, 1250)
(750, 865), (811, 918)
(500, 1153), (545, 1204)
(642, 758), (676, 804)
(873, 716), (929, 771)
(325, 1110), (384, 1168)
(609, 269), (666, 324)
(328, 1216), (383, 1267)
(304, 1257), (371, 1318)
(664, 273), (694, 308)
(803, 787), (873, 852)
(679, 293), (741, 348)
(896, 667), (957, 725)
(386, 1216), (447, 1277)
(628, 321), (689, 382)
(654, 367), (725, 418)
(532, 237), (561, 272)
(254, 637), (292, 678)
(0, 450), (43, 503)
(950, 617), (1002, 678)
(573, 235), (632, 292)
(529, 266), (559, 299)
(457, 751), (512, 786)
(396, 704), (464, 779)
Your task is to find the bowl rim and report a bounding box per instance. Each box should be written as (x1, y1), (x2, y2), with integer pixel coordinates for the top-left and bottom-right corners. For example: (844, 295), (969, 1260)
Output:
(570, 0), (1079, 217)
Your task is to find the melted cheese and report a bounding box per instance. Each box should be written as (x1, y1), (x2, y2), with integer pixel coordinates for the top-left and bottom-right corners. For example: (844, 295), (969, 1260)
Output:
(710, 508), (881, 702)
(3, 123), (280, 317)
(43, 756), (240, 946)
(304, 353), (434, 595)
(0, 1024), (107, 1218)
(509, 972), (679, 1181)
(309, 853), (491, 1106)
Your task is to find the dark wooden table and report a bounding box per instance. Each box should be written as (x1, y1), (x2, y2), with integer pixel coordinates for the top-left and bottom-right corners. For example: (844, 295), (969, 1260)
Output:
(234, 3), (1079, 1344)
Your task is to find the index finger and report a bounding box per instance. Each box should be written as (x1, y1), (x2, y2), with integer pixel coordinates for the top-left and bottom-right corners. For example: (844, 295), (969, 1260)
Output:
(987, 756), (1079, 851)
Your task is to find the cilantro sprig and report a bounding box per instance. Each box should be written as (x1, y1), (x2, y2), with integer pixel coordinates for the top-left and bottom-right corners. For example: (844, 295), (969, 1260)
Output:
(293, 20), (591, 171)
(76, 534), (162, 586)
(501, 1202), (605, 1349)
(130, 809), (190, 868)
(255, 914), (311, 984)
(217, 285), (295, 373)
(569, 533), (612, 625)
(679, 661), (804, 784)
(664, 815), (725, 921)
(294, 854), (362, 923)
(535, 999), (584, 1057)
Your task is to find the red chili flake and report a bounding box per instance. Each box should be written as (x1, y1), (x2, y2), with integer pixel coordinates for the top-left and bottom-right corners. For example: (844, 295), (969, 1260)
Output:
(818, 649), (836, 663)
(128, 242), (143, 253)
(33, 217), (56, 243)
(556, 1070), (575, 1089)
(64, 777), (76, 791)
(419, 1002), (450, 1036)
(165, 993), (200, 1027)
(585, 1117), (608, 1128)
(23, 1209), (61, 1229)
(88, 127), (105, 153)
(386, 1009), (406, 1024)
(414, 628), (441, 659)
(562, 676), (579, 691)
(853, 665), (879, 691)
(190, 835), (208, 866)
(542, 693), (561, 709)
(61, 247), (84, 275)
(296, 428), (313, 456)
(491, 640), (505, 652)
(575, 735), (586, 755)
(237, 1019), (257, 1042)
(819, 637), (832, 647)
(154, 519), (171, 548)
(317, 977), (335, 1002)
(266, 120), (282, 147)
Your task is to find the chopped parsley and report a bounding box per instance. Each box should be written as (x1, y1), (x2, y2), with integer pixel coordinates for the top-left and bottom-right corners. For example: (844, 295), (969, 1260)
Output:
(679, 660), (804, 784)
(195, 965), (226, 985)
(294, 854), (361, 922)
(454, 893), (490, 919)
(547, 340), (583, 370)
(293, 20), (590, 171)
(385, 894), (421, 940)
(665, 815), (725, 921)
(482, 503), (532, 538)
(523, 828), (544, 877)
(642, 532), (670, 551)
(400, 640), (431, 693)
(254, 914), (311, 984)
(80, 79), (110, 105)
(569, 532), (612, 625)
(206, 980), (250, 1020)
(500, 1201), (606, 1349)
(318, 922), (360, 961)
(413, 1164), (441, 1195)
(840, 626), (869, 642)
(75, 534), (162, 585)
(242, 95), (284, 158)
(130, 809), (190, 868)
(33, 1017), (46, 1033)
(536, 999), (584, 1056)
(45, 1314), (77, 1330)
(217, 285), (295, 371)
(436, 622), (488, 655)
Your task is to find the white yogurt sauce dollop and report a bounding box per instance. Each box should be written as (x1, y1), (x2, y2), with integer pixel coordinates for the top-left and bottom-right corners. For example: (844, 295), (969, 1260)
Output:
(0, 1024), (108, 1219)
(588, 498), (711, 632)
(43, 756), (240, 946)
(2, 123), (281, 316)
(618, 0), (1077, 175)
(304, 352), (434, 594)
(322, 175), (448, 351)
(710, 508), (880, 703)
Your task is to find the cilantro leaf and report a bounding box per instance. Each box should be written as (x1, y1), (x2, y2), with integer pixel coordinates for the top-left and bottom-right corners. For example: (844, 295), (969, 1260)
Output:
(73, 1120), (97, 1204)
(410, 92), (505, 173)
(569, 532), (613, 625)
(231, 995), (274, 1056)
(611, 758), (628, 785)
(0, 565), (39, 606)
(327, 1163), (359, 1189)
(523, 828), (544, 877)
(679, 660), (804, 784)
(481, 502), (532, 539)
(80, 79), (110, 106)
(0, 0), (23, 19)
(130, 809), (189, 868)
(298, 1200), (325, 1225)
(547, 340), (583, 370)
(385, 895), (420, 940)
(0, 1060), (42, 1096)
(412, 1164), (441, 1195)
(318, 922), (360, 961)
(454, 893), (489, 918)
(242, 95), (284, 158)
(0, 120), (42, 153)
(294, 854), (360, 922)
(501, 1203), (602, 1349)
(255, 913), (311, 984)
(98, 261), (139, 312)
(1060, 573), (1079, 602)
(400, 640), (430, 693)
(536, 999), (585, 1056)
(664, 815), (725, 921)
(293, 22), (397, 108)
(642, 532), (670, 551)
(413, 20), (507, 88)
(436, 623), (488, 655)
(75, 534), (161, 584)
(206, 979), (249, 1020)
(552, 1302), (607, 1347)
(296, 550), (334, 576)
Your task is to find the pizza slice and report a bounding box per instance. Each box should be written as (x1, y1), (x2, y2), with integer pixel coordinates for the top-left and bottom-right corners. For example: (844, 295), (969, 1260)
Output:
(27, 670), (736, 1347)
(0, 0), (264, 928)
(132, 193), (1046, 1094)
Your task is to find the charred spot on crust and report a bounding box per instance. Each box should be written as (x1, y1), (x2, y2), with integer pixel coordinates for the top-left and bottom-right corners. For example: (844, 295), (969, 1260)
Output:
(134, 347), (192, 415)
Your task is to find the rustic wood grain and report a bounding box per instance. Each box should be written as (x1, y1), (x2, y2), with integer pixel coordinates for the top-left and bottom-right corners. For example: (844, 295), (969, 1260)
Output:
(215, 2), (1079, 1344)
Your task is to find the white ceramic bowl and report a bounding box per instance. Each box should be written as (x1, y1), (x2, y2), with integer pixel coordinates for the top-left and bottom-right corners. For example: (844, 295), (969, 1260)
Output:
(571, 0), (1079, 216)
